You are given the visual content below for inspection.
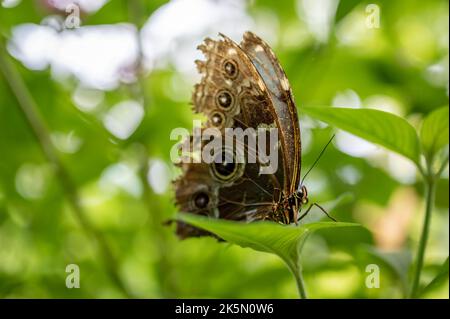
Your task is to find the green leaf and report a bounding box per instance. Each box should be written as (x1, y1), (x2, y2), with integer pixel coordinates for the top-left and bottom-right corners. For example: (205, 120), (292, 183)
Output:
(419, 257), (449, 297)
(420, 106), (449, 160)
(176, 213), (359, 297)
(301, 106), (421, 165)
(364, 246), (412, 295)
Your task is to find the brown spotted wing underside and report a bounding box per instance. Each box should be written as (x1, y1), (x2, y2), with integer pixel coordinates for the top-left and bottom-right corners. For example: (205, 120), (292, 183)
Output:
(174, 32), (302, 238)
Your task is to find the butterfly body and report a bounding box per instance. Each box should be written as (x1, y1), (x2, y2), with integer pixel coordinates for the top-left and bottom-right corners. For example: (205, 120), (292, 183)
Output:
(174, 32), (309, 238)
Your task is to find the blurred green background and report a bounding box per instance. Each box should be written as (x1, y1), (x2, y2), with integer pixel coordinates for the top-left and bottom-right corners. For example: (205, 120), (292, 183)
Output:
(0, 0), (448, 298)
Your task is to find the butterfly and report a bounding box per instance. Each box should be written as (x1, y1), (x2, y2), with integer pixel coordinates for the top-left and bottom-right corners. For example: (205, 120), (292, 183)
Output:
(174, 31), (334, 238)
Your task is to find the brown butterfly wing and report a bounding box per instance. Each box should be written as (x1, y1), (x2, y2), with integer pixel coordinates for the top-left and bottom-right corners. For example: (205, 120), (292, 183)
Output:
(174, 34), (288, 238)
(240, 31), (302, 194)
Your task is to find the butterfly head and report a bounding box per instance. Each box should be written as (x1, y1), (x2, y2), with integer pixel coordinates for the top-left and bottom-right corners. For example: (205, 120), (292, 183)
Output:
(297, 185), (309, 205)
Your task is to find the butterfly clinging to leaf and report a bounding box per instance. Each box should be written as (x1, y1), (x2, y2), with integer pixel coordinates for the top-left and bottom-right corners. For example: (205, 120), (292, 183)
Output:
(174, 31), (334, 238)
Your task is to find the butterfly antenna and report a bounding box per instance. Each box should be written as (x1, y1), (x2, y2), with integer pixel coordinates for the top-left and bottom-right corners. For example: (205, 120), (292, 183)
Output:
(301, 134), (335, 185)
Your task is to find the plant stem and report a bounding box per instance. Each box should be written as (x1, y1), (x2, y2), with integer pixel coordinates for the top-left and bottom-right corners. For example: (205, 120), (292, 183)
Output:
(286, 261), (307, 299)
(435, 154), (449, 179)
(410, 174), (436, 298)
(294, 267), (308, 299)
(0, 39), (133, 298)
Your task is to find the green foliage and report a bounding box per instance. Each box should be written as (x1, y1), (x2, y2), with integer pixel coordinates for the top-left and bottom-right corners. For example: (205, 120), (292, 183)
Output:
(301, 106), (421, 165)
(0, 0), (448, 299)
(420, 106), (449, 161)
(301, 105), (449, 298)
(177, 213), (359, 298)
(177, 215), (358, 266)
(364, 246), (412, 295)
(420, 257), (449, 297)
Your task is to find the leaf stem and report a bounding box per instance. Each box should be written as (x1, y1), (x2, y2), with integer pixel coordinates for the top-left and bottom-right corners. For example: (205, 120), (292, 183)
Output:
(435, 154), (449, 179)
(410, 169), (436, 298)
(285, 260), (307, 299)
(410, 152), (448, 297)
(294, 266), (308, 299)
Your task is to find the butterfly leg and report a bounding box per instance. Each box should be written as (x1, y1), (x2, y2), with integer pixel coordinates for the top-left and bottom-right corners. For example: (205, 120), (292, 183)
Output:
(314, 203), (337, 222)
(297, 203), (337, 222)
(297, 204), (313, 221)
